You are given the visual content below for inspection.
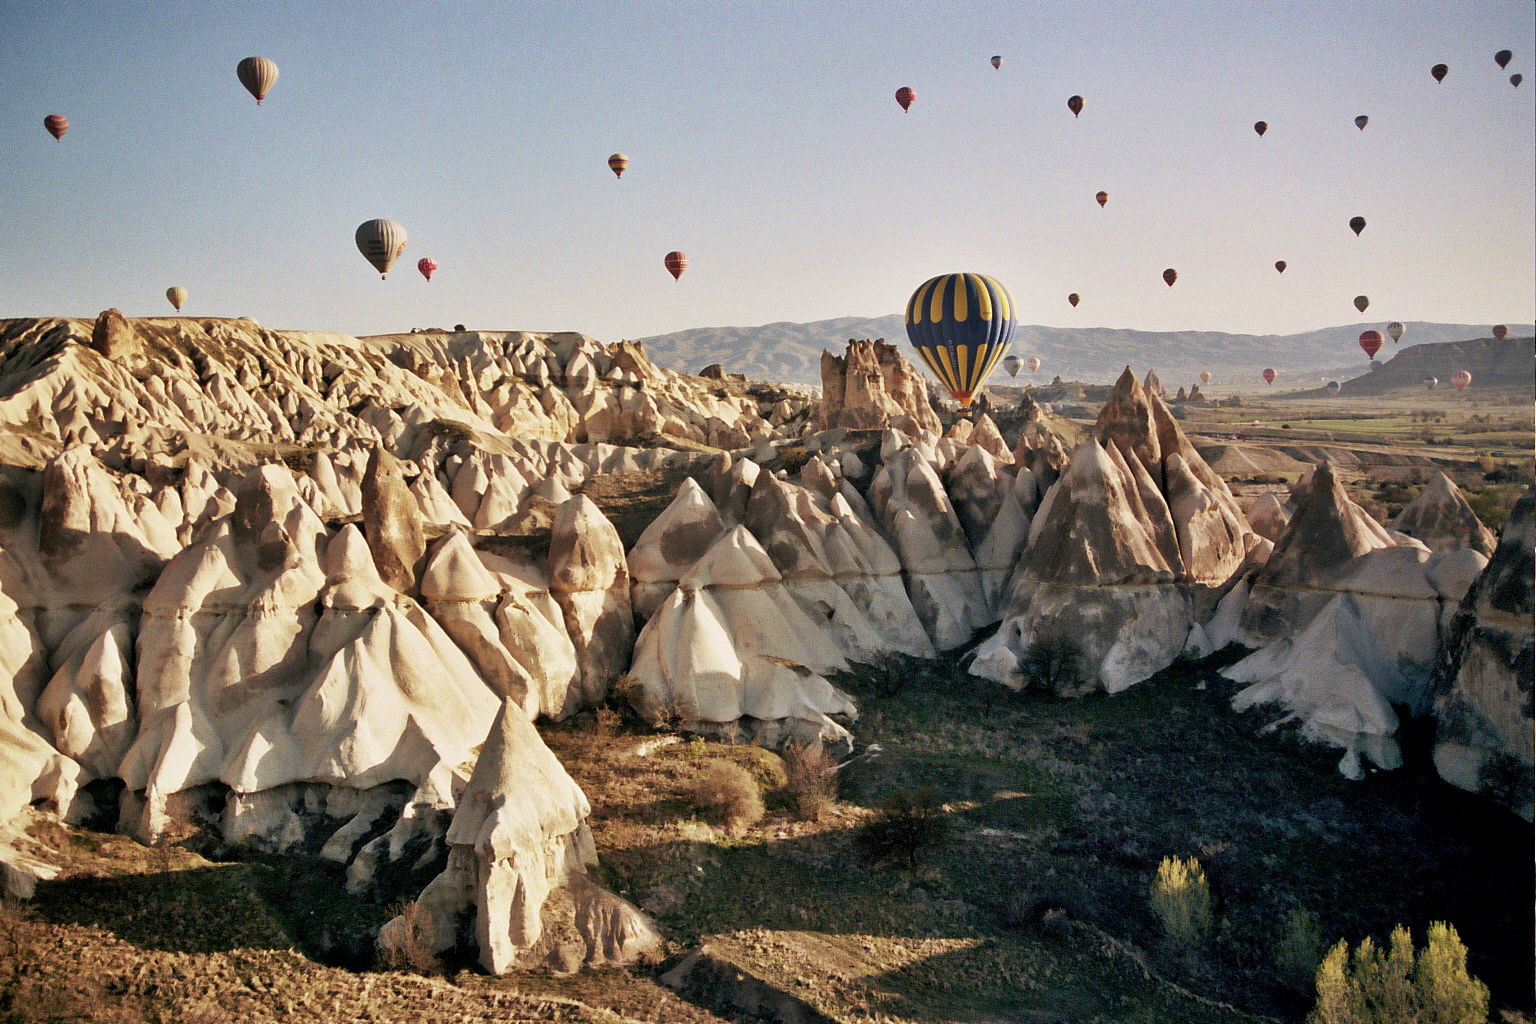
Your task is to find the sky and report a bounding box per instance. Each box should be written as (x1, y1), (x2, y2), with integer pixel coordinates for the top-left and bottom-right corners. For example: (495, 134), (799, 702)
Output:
(1, 0), (1532, 344)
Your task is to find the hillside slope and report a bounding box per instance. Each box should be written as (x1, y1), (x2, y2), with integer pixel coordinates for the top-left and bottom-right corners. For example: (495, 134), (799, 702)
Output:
(1286, 335), (1535, 399)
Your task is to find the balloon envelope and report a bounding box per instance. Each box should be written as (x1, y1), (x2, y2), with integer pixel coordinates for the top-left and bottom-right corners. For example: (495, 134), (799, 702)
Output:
(165, 286), (186, 312)
(1026, 356), (1041, 373)
(895, 86), (914, 111)
(1199, 371), (1212, 385)
(355, 219), (407, 278)
(1431, 63), (1448, 82)
(608, 153), (628, 178)
(1354, 295), (1370, 313)
(1162, 268), (1177, 287)
(1253, 120), (1267, 137)
(991, 55), (1002, 69)
(1492, 324), (1508, 340)
(1424, 377), (1439, 390)
(1512, 74), (1523, 88)
(1495, 49), (1512, 69)
(1274, 260), (1287, 274)
(1262, 368), (1277, 384)
(1325, 380), (1341, 394)
(1095, 191), (1108, 207)
(1067, 95), (1084, 117)
(664, 251), (687, 279)
(1354, 115), (1369, 130)
(1067, 293), (1079, 307)
(1358, 330), (1384, 359)
(1387, 321), (1404, 342)
(43, 114), (68, 140)
(1349, 216), (1366, 236)
(417, 258), (437, 281)
(1003, 355), (1022, 378)
(1451, 370), (1471, 391)
(237, 56), (279, 104)
(905, 273), (1017, 408)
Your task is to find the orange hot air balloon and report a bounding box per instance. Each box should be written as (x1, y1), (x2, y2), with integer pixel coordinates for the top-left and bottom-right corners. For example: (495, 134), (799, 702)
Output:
(1262, 367), (1277, 385)
(43, 114), (68, 140)
(1358, 330), (1384, 359)
(1162, 268), (1178, 287)
(1253, 120), (1267, 137)
(1275, 260), (1287, 274)
(895, 86), (914, 111)
(1431, 63), (1448, 83)
(1492, 324), (1508, 339)
(1026, 356), (1041, 373)
(417, 258), (437, 282)
(1067, 94), (1084, 117)
(664, 251), (687, 280)
(1354, 295), (1370, 313)
(1354, 115), (1369, 131)
(1095, 190), (1108, 207)
(1349, 216), (1366, 236)
(1067, 293), (1080, 307)
(991, 55), (1002, 69)
(1495, 50), (1512, 69)
(607, 153), (628, 178)
(1451, 370), (1471, 391)
(237, 56), (279, 104)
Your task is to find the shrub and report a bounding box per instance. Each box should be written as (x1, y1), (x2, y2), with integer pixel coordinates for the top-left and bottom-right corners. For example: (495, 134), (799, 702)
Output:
(1018, 635), (1084, 695)
(1275, 907), (1326, 992)
(376, 901), (442, 975)
(1148, 855), (1213, 950)
(686, 760), (764, 834)
(1308, 922), (1489, 1024)
(856, 788), (949, 867)
(782, 740), (838, 822)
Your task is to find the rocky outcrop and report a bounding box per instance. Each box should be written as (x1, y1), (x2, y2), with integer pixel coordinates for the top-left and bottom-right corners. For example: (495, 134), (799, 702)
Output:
(1391, 472), (1497, 556)
(548, 496), (634, 710)
(1431, 492), (1534, 819)
(361, 447), (426, 593)
(628, 479), (727, 621)
(818, 339), (941, 435)
(89, 309), (139, 360)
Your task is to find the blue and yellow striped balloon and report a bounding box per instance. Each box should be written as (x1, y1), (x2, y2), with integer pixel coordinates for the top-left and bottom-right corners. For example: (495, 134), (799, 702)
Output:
(904, 273), (1017, 409)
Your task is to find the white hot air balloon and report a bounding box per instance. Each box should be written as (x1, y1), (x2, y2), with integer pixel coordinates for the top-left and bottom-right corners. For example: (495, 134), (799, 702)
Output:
(165, 286), (187, 312)
(355, 219), (407, 278)
(1003, 355), (1022, 378)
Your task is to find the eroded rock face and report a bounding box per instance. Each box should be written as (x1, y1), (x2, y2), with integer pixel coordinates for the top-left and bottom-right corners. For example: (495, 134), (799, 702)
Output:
(818, 339), (941, 436)
(1431, 492), (1534, 819)
(361, 447), (425, 593)
(1391, 472), (1497, 556)
(548, 496), (634, 710)
(90, 309), (138, 360)
(627, 478), (727, 621)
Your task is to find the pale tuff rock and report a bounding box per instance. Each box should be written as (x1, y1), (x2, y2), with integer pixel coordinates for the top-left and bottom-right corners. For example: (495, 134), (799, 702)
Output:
(629, 527), (858, 752)
(945, 445), (1006, 550)
(1390, 471), (1497, 556)
(818, 339), (942, 436)
(384, 701), (660, 973)
(969, 414), (1012, 463)
(548, 496), (634, 710)
(89, 309), (139, 360)
(1245, 491), (1291, 544)
(0, 583), (79, 824)
(627, 478), (727, 621)
(1431, 492), (1534, 819)
(361, 447), (426, 593)
(410, 461), (472, 529)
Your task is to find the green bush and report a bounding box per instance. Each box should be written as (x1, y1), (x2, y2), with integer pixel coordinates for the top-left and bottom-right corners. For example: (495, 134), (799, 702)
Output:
(856, 788), (949, 867)
(1309, 922), (1489, 1024)
(1018, 635), (1085, 696)
(1275, 907), (1326, 992)
(1148, 855), (1213, 950)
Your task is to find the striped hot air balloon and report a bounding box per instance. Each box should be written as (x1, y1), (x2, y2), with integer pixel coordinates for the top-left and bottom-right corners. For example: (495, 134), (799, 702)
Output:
(608, 153), (628, 178)
(904, 273), (1016, 410)
(1451, 370), (1472, 391)
(43, 115), (68, 140)
(237, 57), (279, 104)
(355, 219), (407, 278)
(165, 286), (187, 312)
(664, 251), (687, 279)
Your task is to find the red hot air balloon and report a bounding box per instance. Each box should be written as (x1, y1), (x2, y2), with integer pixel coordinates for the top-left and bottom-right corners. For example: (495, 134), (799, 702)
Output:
(1163, 268), (1178, 287)
(1253, 120), (1268, 137)
(1067, 293), (1080, 307)
(1275, 260), (1287, 274)
(608, 153), (628, 178)
(1451, 370), (1472, 391)
(664, 251), (687, 280)
(1262, 367), (1277, 385)
(1095, 190), (1108, 207)
(1431, 63), (1448, 83)
(1492, 324), (1508, 339)
(895, 87), (914, 111)
(1354, 295), (1370, 313)
(43, 114), (68, 140)
(1354, 115), (1369, 131)
(1358, 330), (1384, 359)
(417, 258), (437, 282)
(1349, 216), (1366, 236)
(991, 55), (1002, 69)
(1026, 357), (1041, 373)
(1495, 50), (1513, 69)
(1067, 94), (1084, 117)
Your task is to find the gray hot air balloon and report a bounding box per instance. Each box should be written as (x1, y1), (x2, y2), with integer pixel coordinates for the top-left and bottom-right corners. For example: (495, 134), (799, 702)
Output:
(1003, 354), (1022, 378)
(236, 57), (279, 105)
(355, 219), (407, 278)
(165, 286), (187, 312)
(1423, 376), (1439, 391)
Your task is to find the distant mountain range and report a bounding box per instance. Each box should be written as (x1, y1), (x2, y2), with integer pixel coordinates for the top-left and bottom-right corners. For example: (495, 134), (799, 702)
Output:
(635, 316), (1520, 387)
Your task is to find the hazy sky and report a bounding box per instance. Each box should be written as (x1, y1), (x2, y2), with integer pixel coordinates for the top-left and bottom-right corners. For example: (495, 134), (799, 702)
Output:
(2, 0), (1531, 342)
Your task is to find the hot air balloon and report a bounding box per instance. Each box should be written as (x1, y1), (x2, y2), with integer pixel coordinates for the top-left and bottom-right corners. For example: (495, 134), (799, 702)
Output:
(1349, 216), (1366, 236)
(1067, 95), (1084, 117)
(608, 153), (628, 178)
(1003, 355), (1022, 378)
(1163, 268), (1178, 287)
(905, 273), (1016, 410)
(355, 219), (407, 278)
(1423, 377), (1439, 391)
(664, 251), (687, 280)
(417, 258), (437, 282)
(1275, 260), (1287, 274)
(1431, 63), (1448, 83)
(1387, 321), (1404, 343)
(1354, 295), (1370, 313)
(1358, 330), (1384, 359)
(1026, 356), (1041, 373)
(1199, 371), (1212, 385)
(1325, 380), (1341, 395)
(1067, 293), (1080, 308)
(1451, 370), (1471, 391)
(895, 87), (914, 111)
(43, 115), (68, 141)
(1512, 74), (1523, 88)
(1253, 120), (1267, 137)
(237, 56), (279, 105)
(1262, 368), (1277, 385)
(1495, 49), (1513, 69)
(991, 55), (1002, 69)
(1354, 115), (1369, 131)
(1095, 190), (1108, 207)
(1492, 324), (1508, 340)
(165, 286), (187, 312)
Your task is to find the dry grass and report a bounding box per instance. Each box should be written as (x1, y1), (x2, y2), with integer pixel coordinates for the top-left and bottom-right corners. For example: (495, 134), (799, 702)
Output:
(685, 760), (765, 835)
(782, 740), (839, 822)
